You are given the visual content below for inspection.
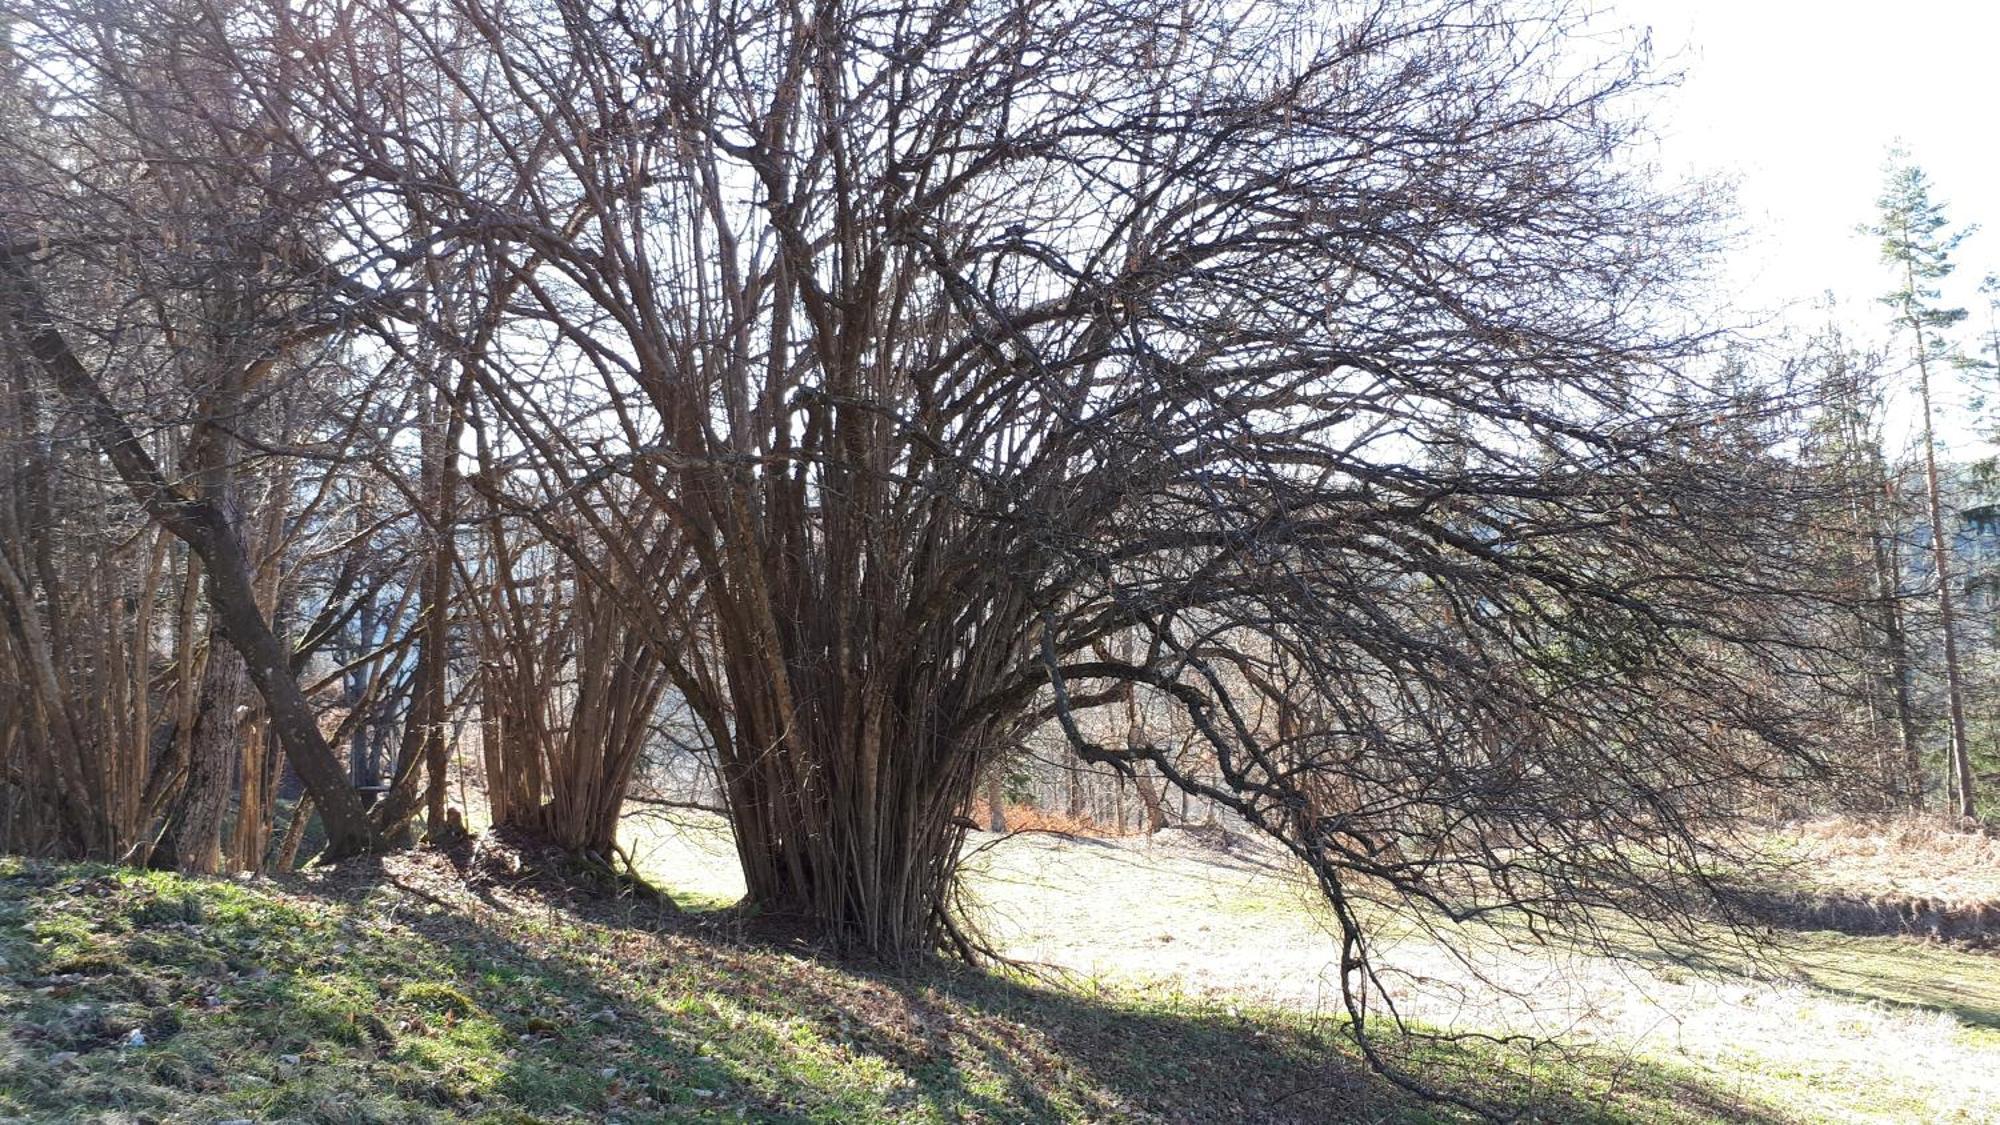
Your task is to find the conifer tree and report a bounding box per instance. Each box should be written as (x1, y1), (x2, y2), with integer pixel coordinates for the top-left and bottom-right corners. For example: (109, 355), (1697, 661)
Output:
(1867, 154), (1982, 819)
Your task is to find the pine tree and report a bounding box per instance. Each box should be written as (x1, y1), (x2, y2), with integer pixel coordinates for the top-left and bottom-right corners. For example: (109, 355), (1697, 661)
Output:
(1866, 154), (1982, 819)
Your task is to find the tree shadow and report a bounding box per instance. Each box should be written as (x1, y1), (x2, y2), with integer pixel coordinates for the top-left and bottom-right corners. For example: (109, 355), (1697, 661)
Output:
(0, 858), (1802, 1123)
(303, 864), (1795, 1124)
(1486, 898), (2000, 1038)
(1777, 931), (2000, 1033)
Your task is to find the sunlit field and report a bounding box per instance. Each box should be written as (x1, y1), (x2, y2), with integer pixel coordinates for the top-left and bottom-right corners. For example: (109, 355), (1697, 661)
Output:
(624, 813), (2000, 1123)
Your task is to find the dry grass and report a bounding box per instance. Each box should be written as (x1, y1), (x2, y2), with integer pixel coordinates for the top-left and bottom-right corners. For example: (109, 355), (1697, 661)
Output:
(974, 803), (1131, 838)
(1774, 814), (2000, 906)
(973, 830), (2000, 1123)
(620, 813), (2000, 1123)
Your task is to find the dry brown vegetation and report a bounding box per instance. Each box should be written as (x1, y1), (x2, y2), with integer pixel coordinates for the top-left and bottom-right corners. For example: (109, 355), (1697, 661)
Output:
(1719, 816), (2000, 945)
(970, 802), (1153, 840)
(1783, 815), (2000, 903)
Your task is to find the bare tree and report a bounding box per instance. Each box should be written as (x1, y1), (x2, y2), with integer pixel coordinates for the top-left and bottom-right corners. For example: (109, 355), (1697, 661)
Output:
(0, 0), (432, 860)
(0, 0), (1857, 1106)
(1795, 323), (1927, 807)
(265, 0), (1835, 977)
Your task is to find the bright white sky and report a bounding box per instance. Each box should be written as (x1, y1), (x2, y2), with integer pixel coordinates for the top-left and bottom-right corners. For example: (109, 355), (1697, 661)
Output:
(1618, 0), (2000, 452)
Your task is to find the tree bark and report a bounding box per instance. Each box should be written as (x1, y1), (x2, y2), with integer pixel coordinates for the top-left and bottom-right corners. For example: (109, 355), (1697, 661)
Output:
(1871, 525), (1922, 805)
(1134, 768), (1168, 836)
(174, 640), (247, 875)
(1911, 319), (1978, 820)
(985, 771), (1006, 834)
(0, 248), (379, 858)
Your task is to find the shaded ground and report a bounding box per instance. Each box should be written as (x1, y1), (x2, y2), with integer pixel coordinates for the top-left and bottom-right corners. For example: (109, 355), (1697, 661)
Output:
(621, 813), (2000, 1124)
(8, 812), (1995, 1122)
(1, 850), (1773, 1124)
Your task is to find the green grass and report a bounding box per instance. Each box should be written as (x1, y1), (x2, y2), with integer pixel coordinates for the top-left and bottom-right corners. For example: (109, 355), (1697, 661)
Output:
(621, 816), (2000, 1123)
(0, 851), (1797, 1123)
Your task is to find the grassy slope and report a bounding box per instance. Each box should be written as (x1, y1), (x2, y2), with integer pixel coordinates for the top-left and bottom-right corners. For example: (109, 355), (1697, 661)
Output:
(0, 852), (1781, 1125)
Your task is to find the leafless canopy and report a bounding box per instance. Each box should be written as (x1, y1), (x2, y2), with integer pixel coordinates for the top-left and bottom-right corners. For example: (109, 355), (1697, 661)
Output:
(2, 0), (1850, 1097)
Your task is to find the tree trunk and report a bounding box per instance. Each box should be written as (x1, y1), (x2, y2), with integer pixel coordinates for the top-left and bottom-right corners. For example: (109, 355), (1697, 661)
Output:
(229, 718), (273, 872)
(0, 544), (100, 852)
(175, 640), (247, 875)
(477, 676), (509, 828)
(0, 249), (378, 858)
(1839, 358), (1922, 807)
(1134, 768), (1168, 836)
(230, 458), (295, 871)
(371, 379), (460, 839)
(720, 669), (987, 959)
(1872, 526), (1922, 805)
(1913, 337), (1978, 820)
(985, 771), (1006, 833)
(276, 795), (314, 872)
(1121, 642), (1166, 835)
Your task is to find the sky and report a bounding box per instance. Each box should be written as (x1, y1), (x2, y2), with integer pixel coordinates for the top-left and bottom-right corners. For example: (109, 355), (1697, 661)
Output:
(1617, 0), (2000, 450)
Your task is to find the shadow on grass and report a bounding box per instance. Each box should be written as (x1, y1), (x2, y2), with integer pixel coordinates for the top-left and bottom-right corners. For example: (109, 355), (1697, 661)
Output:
(1484, 894), (2000, 1041)
(1776, 930), (2000, 1034)
(1717, 883), (2000, 945)
(0, 855), (1793, 1124)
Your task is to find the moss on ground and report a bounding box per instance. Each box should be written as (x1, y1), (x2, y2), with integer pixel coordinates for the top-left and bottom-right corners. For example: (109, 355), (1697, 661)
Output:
(0, 851), (1797, 1124)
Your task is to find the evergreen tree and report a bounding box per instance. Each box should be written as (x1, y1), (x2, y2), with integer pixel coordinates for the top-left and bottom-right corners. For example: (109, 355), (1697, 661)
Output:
(1866, 153), (1983, 819)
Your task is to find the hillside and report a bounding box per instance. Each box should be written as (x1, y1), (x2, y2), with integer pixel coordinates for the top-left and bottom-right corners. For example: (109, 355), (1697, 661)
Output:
(8, 820), (2000, 1122)
(4, 842), (1799, 1125)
